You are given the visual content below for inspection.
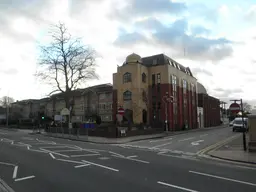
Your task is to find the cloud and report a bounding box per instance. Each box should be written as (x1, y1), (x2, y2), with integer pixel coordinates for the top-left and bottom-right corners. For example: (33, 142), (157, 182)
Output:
(114, 18), (233, 61)
(192, 68), (212, 77)
(114, 32), (148, 47)
(0, 68), (18, 75)
(110, 0), (186, 22)
(188, 3), (218, 22)
(245, 5), (256, 21)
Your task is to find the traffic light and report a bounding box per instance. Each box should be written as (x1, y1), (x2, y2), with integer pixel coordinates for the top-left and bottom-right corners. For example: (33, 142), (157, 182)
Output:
(41, 116), (45, 120)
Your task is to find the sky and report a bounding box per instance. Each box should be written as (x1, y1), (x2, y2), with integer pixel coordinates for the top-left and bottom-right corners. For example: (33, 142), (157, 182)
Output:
(0, 0), (256, 106)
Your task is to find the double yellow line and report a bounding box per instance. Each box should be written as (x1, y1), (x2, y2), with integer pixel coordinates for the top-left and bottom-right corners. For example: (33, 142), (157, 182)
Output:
(197, 134), (241, 155)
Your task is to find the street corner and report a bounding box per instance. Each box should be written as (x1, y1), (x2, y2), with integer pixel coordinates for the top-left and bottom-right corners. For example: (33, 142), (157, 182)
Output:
(196, 134), (241, 157)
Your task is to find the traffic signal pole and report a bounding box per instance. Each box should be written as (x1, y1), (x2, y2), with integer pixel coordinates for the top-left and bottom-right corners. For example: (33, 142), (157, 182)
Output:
(230, 99), (247, 151)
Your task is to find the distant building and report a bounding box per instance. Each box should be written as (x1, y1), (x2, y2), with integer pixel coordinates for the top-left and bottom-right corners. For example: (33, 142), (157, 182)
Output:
(113, 53), (198, 130)
(197, 82), (221, 127)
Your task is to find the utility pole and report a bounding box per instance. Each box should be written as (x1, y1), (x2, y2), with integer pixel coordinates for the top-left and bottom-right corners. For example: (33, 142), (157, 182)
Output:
(230, 99), (247, 151)
(162, 92), (174, 133)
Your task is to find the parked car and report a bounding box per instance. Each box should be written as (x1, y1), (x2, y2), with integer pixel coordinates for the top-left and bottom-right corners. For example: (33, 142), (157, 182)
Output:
(232, 117), (248, 132)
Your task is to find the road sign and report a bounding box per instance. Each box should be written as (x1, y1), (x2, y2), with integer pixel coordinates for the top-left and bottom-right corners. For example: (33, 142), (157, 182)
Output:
(118, 107), (125, 116)
(229, 103), (240, 114)
(61, 108), (70, 116)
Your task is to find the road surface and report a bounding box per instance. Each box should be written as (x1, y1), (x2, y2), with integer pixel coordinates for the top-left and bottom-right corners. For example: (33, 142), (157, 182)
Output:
(0, 127), (255, 192)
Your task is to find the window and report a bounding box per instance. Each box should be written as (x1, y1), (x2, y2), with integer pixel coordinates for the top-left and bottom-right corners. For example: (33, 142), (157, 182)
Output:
(183, 79), (187, 93)
(152, 74), (156, 86)
(158, 102), (161, 109)
(142, 73), (146, 83)
(123, 90), (132, 101)
(157, 73), (161, 84)
(191, 83), (195, 105)
(123, 72), (132, 83)
(153, 59), (158, 65)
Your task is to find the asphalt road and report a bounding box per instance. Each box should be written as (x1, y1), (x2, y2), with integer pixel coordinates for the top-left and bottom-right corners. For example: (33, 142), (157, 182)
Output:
(114, 126), (239, 155)
(0, 128), (256, 192)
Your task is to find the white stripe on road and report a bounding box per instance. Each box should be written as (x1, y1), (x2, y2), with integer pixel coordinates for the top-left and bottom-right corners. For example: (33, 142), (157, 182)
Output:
(49, 153), (56, 159)
(178, 137), (195, 142)
(74, 164), (90, 168)
(111, 155), (149, 164)
(71, 154), (100, 157)
(151, 141), (172, 149)
(82, 160), (119, 172)
(189, 171), (256, 187)
(53, 149), (81, 153)
(199, 134), (208, 137)
(127, 155), (137, 158)
(15, 175), (35, 182)
(12, 166), (18, 179)
(149, 137), (173, 143)
(157, 181), (199, 192)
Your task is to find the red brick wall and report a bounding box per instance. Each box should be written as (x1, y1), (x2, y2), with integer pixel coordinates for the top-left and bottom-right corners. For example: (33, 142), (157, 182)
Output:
(198, 93), (221, 128)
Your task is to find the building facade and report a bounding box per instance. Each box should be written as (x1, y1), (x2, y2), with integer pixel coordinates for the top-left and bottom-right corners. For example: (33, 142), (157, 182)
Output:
(197, 82), (221, 127)
(9, 84), (113, 123)
(113, 53), (198, 131)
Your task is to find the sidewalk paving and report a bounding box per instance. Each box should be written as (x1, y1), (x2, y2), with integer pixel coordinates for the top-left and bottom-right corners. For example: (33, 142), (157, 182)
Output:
(208, 134), (256, 164)
(42, 124), (228, 144)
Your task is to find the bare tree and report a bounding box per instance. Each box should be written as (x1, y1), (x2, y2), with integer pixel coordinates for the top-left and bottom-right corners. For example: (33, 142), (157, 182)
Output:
(242, 102), (252, 112)
(36, 22), (98, 112)
(0, 96), (14, 108)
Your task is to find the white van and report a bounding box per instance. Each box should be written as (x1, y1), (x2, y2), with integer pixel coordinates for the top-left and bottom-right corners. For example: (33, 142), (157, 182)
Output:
(232, 117), (248, 132)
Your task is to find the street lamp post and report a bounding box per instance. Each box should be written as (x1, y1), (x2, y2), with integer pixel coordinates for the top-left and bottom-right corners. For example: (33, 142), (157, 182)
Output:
(162, 92), (174, 133)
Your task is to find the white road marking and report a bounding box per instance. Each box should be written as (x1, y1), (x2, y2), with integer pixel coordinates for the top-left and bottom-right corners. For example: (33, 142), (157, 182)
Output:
(49, 153), (56, 159)
(12, 166), (18, 179)
(0, 161), (16, 167)
(40, 149), (69, 158)
(150, 137), (172, 143)
(0, 132), (7, 135)
(199, 134), (208, 137)
(71, 154), (100, 157)
(157, 181), (199, 192)
(74, 164), (90, 168)
(15, 175), (35, 182)
(151, 141), (173, 149)
(109, 151), (124, 157)
(53, 149), (81, 153)
(189, 171), (256, 187)
(56, 158), (85, 164)
(82, 160), (119, 172)
(112, 155), (150, 164)
(127, 155), (137, 158)
(178, 137), (195, 142)
(191, 140), (204, 146)
(98, 157), (110, 160)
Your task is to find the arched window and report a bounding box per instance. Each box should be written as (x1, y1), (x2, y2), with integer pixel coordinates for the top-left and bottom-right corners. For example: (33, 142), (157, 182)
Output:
(123, 90), (132, 101)
(142, 73), (146, 83)
(123, 72), (132, 83)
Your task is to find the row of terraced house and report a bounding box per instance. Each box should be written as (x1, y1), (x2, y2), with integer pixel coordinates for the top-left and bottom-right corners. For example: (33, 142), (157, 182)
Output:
(9, 53), (221, 130)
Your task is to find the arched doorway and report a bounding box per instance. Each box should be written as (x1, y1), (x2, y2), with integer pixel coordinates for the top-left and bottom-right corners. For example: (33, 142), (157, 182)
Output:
(142, 110), (147, 124)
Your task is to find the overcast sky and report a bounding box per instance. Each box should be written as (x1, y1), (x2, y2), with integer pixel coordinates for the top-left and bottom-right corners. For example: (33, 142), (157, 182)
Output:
(0, 0), (256, 106)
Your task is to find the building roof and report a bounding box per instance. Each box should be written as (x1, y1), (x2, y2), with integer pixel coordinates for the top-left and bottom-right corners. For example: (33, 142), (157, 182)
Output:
(197, 82), (207, 94)
(123, 53), (194, 77)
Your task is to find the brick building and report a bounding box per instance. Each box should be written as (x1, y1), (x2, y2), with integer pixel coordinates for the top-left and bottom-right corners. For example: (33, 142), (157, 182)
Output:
(197, 83), (221, 128)
(113, 53), (198, 131)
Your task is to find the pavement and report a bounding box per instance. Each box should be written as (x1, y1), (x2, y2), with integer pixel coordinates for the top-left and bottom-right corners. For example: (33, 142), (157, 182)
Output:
(0, 126), (256, 192)
(42, 124), (228, 144)
(208, 134), (256, 164)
